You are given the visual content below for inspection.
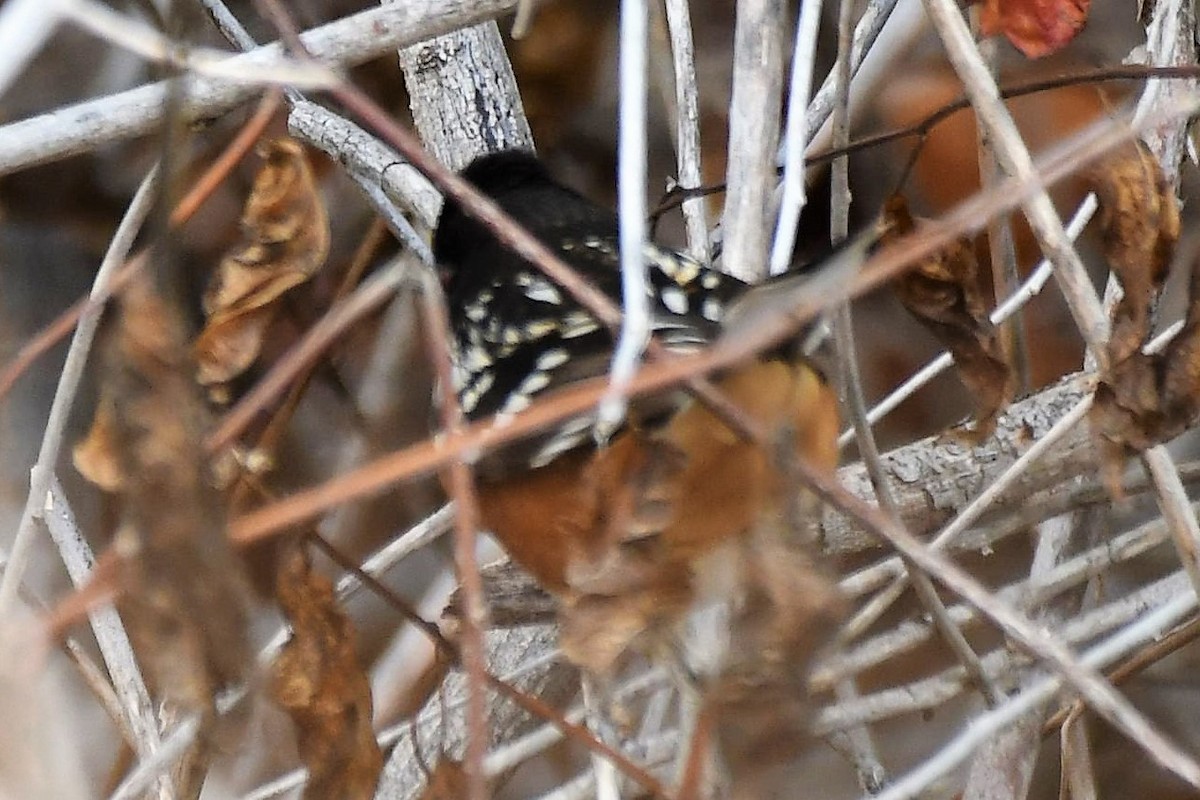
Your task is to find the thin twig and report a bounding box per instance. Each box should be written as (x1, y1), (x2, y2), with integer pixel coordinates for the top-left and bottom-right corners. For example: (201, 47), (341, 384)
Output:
(0, 0), (59, 100)
(0, 0), (520, 174)
(0, 167), (159, 613)
(804, 0), (902, 146)
(414, 271), (491, 800)
(662, 0), (708, 263)
(869, 591), (1197, 800)
(768, 0), (823, 278)
(826, 0), (892, 786)
(817, 571), (1193, 734)
(598, 0), (652, 437)
(58, 0), (335, 88)
(959, 510), (1081, 799)
(722, 0), (784, 282)
(921, 0), (1110, 360)
(971, 23), (1029, 394)
(209, 255), (420, 453)
(796, 458), (1200, 792)
(43, 479), (167, 796)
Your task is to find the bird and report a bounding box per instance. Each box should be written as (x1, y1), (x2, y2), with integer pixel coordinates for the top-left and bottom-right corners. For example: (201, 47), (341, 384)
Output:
(433, 150), (862, 679)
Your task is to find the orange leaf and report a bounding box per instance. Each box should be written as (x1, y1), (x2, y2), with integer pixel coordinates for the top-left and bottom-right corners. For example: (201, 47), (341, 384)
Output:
(978, 0), (1091, 59)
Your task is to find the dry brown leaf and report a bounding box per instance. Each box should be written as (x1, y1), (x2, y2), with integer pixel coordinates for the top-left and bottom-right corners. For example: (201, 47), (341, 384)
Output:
(547, 360), (844, 792)
(977, 0), (1091, 59)
(104, 273), (252, 707)
(1089, 140), (1180, 364)
(271, 545), (382, 800)
(194, 137), (329, 392)
(1092, 257), (1200, 491)
(75, 270), (253, 792)
(72, 391), (124, 491)
(883, 194), (1014, 442)
(555, 432), (692, 676)
(1088, 143), (1190, 491)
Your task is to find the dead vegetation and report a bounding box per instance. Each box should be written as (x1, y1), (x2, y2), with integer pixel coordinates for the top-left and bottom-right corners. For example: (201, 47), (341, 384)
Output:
(2, 1), (1200, 799)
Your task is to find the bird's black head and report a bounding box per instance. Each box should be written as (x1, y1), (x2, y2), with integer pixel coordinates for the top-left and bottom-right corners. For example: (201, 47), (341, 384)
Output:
(432, 150), (617, 298)
(457, 149), (553, 196)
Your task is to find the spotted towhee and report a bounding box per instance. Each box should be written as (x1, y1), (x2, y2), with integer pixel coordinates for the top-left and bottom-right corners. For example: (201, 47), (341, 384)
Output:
(434, 150), (865, 675)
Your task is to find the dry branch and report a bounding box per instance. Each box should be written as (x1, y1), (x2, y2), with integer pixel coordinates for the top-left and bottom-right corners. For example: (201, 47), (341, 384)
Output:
(0, 0), (519, 174)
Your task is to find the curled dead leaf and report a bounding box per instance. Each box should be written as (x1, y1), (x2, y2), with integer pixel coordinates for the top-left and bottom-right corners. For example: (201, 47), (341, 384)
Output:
(271, 545), (381, 800)
(1089, 140), (1181, 365)
(195, 137), (329, 393)
(72, 392), (124, 492)
(1092, 258), (1200, 492)
(883, 194), (1014, 442)
(1088, 142), (1191, 492)
(977, 0), (1091, 59)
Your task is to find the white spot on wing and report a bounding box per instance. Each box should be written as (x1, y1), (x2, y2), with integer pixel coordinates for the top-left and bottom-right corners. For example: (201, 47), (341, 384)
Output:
(465, 301), (488, 322)
(460, 370), (494, 413)
(517, 371), (552, 396)
(462, 345), (492, 373)
(524, 279), (562, 305)
(660, 286), (688, 315)
(702, 297), (723, 322)
(582, 236), (616, 256)
(645, 244), (701, 285)
(499, 393), (531, 415)
(561, 311), (601, 338)
(451, 363), (469, 391)
(529, 415), (595, 467)
(522, 320), (559, 339)
(536, 348), (570, 370)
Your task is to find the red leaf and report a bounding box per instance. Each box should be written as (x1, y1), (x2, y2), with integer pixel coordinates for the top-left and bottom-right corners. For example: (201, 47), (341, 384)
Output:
(978, 0), (1091, 58)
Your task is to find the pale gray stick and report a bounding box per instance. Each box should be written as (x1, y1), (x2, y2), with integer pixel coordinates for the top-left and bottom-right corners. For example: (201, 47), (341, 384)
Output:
(0, 0), (519, 174)
(769, 0), (824, 276)
(43, 479), (167, 797)
(818, 570), (1191, 734)
(598, 0), (652, 438)
(0, 167), (159, 612)
(959, 512), (1080, 799)
(868, 591), (1197, 800)
(921, 0), (1109, 356)
(721, 0), (784, 282)
(0, 0), (59, 100)
(662, 0), (709, 263)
